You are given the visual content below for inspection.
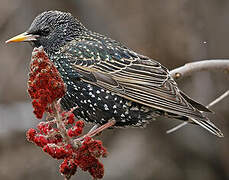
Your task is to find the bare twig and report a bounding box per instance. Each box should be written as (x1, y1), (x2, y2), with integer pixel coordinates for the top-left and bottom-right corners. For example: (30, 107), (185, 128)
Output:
(206, 90), (229, 108)
(170, 59), (229, 80)
(52, 101), (78, 148)
(166, 59), (229, 134)
(166, 90), (229, 134)
(166, 122), (188, 134)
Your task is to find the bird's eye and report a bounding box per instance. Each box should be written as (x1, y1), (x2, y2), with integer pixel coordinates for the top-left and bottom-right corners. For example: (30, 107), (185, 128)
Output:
(37, 27), (50, 36)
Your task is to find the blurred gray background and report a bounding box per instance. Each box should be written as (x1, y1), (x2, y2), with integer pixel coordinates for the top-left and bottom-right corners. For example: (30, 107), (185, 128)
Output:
(0, 0), (229, 179)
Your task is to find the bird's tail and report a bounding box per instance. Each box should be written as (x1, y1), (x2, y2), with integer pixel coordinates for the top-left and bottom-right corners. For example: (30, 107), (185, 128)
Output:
(189, 116), (224, 137)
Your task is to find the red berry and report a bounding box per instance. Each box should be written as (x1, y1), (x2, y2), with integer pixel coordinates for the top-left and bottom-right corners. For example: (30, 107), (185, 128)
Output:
(67, 113), (75, 124)
(26, 128), (37, 141)
(33, 136), (48, 147)
(28, 48), (66, 119)
(59, 159), (77, 177)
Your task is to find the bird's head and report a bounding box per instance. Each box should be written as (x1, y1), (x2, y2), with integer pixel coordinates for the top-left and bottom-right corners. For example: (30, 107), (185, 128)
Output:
(6, 11), (86, 53)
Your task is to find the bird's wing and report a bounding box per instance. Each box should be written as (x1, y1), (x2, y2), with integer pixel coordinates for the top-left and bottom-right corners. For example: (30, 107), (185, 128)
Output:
(59, 40), (223, 137)
(61, 40), (206, 119)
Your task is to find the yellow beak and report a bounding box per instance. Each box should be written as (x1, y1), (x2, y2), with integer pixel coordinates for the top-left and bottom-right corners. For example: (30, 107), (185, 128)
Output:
(5, 32), (38, 44)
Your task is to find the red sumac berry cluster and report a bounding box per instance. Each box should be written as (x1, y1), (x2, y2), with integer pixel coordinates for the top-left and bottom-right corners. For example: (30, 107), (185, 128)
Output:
(26, 47), (108, 179)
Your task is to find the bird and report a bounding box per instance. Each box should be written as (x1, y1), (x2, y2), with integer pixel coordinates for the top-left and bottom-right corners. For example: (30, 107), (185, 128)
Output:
(6, 10), (223, 137)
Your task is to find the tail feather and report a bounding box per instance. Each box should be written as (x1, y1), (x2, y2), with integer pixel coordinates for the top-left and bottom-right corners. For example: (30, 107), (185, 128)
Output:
(180, 91), (212, 113)
(189, 117), (224, 137)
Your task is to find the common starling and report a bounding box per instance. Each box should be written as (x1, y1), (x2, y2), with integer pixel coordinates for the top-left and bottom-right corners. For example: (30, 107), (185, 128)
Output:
(6, 11), (223, 137)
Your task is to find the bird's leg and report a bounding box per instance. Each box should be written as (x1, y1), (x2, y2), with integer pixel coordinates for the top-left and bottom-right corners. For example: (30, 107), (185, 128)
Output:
(84, 119), (116, 138)
(88, 124), (100, 134)
(76, 119), (116, 141)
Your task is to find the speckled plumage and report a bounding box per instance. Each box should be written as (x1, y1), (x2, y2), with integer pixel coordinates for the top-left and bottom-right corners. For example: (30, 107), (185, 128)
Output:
(51, 38), (161, 127)
(9, 11), (223, 136)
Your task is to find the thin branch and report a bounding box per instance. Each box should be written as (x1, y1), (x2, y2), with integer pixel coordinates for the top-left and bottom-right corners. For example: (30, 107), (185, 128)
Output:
(52, 101), (77, 148)
(170, 59), (229, 80)
(166, 59), (229, 134)
(166, 122), (188, 134)
(166, 90), (229, 134)
(206, 90), (229, 108)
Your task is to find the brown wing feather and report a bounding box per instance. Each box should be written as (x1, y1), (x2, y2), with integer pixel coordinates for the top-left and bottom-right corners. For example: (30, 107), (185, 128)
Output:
(72, 57), (206, 120)
(59, 38), (222, 136)
(67, 44), (222, 137)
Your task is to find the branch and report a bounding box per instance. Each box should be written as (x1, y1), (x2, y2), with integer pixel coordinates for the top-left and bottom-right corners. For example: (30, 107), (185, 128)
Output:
(206, 90), (229, 108)
(166, 59), (229, 134)
(170, 59), (229, 80)
(166, 90), (229, 134)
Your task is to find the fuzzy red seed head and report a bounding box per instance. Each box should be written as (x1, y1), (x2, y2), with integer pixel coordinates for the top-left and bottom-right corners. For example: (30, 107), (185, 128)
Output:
(89, 161), (104, 179)
(33, 135), (48, 147)
(59, 159), (77, 178)
(67, 113), (75, 124)
(43, 145), (69, 159)
(26, 47), (107, 180)
(37, 122), (51, 135)
(67, 120), (84, 137)
(26, 128), (37, 141)
(28, 47), (66, 119)
(75, 120), (85, 128)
